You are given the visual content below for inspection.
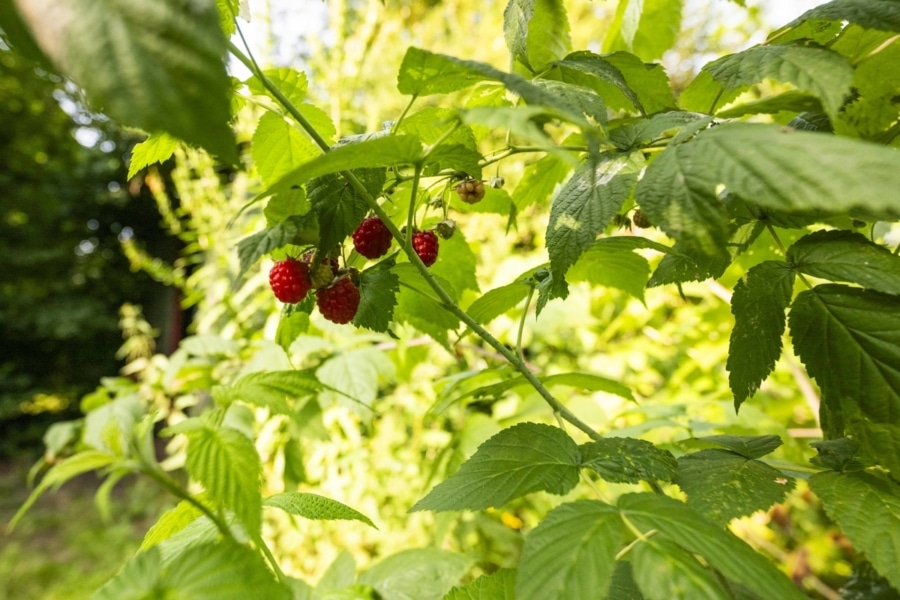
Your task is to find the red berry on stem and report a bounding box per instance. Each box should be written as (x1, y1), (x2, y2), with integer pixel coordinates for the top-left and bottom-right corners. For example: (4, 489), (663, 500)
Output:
(352, 216), (393, 259)
(316, 276), (360, 324)
(412, 230), (439, 267)
(269, 258), (312, 303)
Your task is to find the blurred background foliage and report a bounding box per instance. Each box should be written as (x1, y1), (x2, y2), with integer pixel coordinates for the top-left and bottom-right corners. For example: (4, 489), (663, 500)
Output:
(1, 0), (882, 599)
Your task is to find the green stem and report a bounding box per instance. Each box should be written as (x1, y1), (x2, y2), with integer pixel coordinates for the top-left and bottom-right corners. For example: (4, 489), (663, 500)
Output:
(406, 164), (424, 253)
(253, 531), (288, 583)
(141, 465), (234, 541)
(516, 285), (536, 367)
(226, 39), (602, 444)
(392, 95), (418, 134)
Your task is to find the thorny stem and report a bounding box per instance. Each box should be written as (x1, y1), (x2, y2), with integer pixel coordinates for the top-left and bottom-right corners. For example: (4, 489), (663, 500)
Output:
(227, 42), (603, 443)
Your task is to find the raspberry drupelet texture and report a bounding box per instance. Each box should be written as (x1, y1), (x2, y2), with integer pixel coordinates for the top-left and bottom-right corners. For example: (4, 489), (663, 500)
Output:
(352, 216), (393, 259)
(316, 276), (361, 324)
(269, 258), (312, 303)
(412, 230), (439, 267)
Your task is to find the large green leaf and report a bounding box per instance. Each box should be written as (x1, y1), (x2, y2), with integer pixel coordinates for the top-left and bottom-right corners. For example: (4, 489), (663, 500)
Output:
(236, 215), (319, 278)
(410, 423), (581, 512)
(602, 0), (685, 62)
(307, 168), (385, 254)
(246, 67), (308, 110)
(263, 492), (376, 528)
(92, 542), (291, 600)
(554, 51), (645, 114)
(392, 263), (460, 346)
(810, 470), (900, 590)
(567, 239), (652, 302)
(618, 493), (807, 600)
(727, 261), (795, 409)
(14, 0), (236, 162)
(636, 122), (900, 262)
(397, 46), (491, 96)
(252, 113), (320, 186)
(127, 132), (179, 179)
(775, 0), (900, 38)
(353, 262), (400, 333)
(185, 425), (262, 536)
(579, 438), (677, 484)
(694, 434), (783, 459)
(443, 570), (516, 600)
(610, 111), (711, 151)
(788, 229), (900, 295)
(396, 48), (591, 129)
(268, 136), (422, 197)
(546, 151), (644, 298)
(789, 284), (900, 464)
(688, 45), (853, 119)
(504, 0), (571, 72)
(466, 281), (532, 325)
(316, 348), (394, 412)
(140, 500), (205, 551)
(219, 370), (324, 414)
(632, 539), (731, 600)
(516, 500), (626, 600)
(512, 153), (573, 209)
(675, 449), (794, 527)
(359, 548), (473, 600)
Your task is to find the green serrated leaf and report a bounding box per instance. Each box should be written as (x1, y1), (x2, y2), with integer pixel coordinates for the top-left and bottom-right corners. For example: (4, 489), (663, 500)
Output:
(237, 215), (319, 278)
(675, 449), (794, 527)
(637, 123), (900, 263)
(392, 263), (460, 345)
(567, 239), (652, 302)
(276, 311), (311, 352)
(618, 493), (807, 600)
(607, 562), (646, 600)
(316, 348), (394, 412)
(699, 45), (853, 119)
(810, 470), (900, 591)
(789, 285), (900, 452)
(268, 136), (422, 197)
(693, 434), (783, 459)
(809, 438), (871, 472)
(227, 370), (323, 414)
(398, 46), (491, 96)
(547, 151), (645, 298)
(359, 548), (473, 600)
(603, 0), (685, 62)
(788, 229), (900, 295)
(466, 282), (532, 325)
(215, 0), (238, 36)
(425, 144), (484, 179)
(580, 437), (677, 484)
(410, 423), (580, 512)
(715, 90), (824, 119)
(16, 0), (236, 162)
(252, 112), (320, 186)
(127, 131), (179, 179)
(140, 500), (205, 551)
(727, 261), (795, 408)
(185, 425), (262, 536)
(776, 0), (900, 39)
(504, 0), (571, 72)
(263, 492), (376, 528)
(9, 450), (115, 530)
(308, 168), (385, 254)
(430, 229), (479, 296)
(554, 50), (645, 114)
(532, 79), (607, 124)
(512, 153), (573, 209)
(516, 500), (625, 600)
(93, 542), (291, 600)
(443, 569), (516, 600)
(397, 107), (477, 148)
(353, 263), (400, 332)
(247, 67), (308, 108)
(603, 51), (677, 114)
(632, 538), (732, 600)
(610, 111), (711, 150)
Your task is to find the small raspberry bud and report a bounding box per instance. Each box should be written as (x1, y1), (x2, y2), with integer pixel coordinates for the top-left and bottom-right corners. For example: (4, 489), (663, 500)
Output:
(455, 179), (485, 204)
(352, 216), (393, 259)
(435, 219), (457, 240)
(412, 230), (439, 267)
(632, 209), (652, 229)
(269, 258), (312, 303)
(316, 276), (360, 324)
(309, 262), (335, 289)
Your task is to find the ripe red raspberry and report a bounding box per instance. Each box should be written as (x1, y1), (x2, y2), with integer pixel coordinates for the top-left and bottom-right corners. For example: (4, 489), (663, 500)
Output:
(316, 276), (360, 324)
(455, 179), (485, 204)
(412, 230), (439, 267)
(269, 258), (311, 303)
(352, 216), (393, 259)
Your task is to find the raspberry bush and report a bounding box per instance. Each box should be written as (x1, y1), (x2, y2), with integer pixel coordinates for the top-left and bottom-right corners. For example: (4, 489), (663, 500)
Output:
(5, 0), (900, 599)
